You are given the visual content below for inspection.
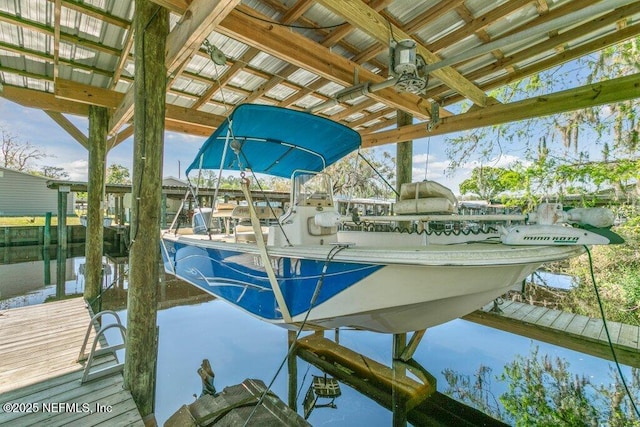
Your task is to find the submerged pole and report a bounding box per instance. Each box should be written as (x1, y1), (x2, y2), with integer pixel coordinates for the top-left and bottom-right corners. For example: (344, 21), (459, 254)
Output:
(288, 330), (298, 410)
(123, 0), (168, 419)
(392, 333), (408, 427)
(85, 105), (108, 306)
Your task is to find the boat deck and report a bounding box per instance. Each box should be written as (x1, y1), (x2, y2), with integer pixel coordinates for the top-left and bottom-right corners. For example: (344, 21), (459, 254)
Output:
(463, 300), (640, 367)
(0, 298), (144, 426)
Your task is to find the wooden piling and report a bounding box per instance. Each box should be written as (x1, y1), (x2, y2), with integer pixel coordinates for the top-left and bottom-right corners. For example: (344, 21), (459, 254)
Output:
(85, 105), (109, 305)
(396, 110), (413, 229)
(123, 0), (168, 418)
(395, 110), (413, 196)
(56, 187), (69, 298)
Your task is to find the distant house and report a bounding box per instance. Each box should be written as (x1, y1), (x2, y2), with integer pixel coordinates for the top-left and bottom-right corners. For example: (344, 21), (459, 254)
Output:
(0, 166), (75, 216)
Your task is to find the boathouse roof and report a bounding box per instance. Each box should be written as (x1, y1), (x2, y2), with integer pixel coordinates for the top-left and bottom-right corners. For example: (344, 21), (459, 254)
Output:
(0, 0), (638, 146)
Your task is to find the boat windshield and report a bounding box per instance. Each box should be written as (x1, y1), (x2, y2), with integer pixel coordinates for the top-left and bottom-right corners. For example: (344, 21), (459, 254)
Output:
(292, 172), (333, 207)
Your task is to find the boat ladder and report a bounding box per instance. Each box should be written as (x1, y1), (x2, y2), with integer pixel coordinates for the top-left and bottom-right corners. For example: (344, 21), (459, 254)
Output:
(77, 310), (127, 384)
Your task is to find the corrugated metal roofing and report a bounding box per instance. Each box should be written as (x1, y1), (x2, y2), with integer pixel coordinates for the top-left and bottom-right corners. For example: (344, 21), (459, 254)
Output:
(0, 0), (638, 136)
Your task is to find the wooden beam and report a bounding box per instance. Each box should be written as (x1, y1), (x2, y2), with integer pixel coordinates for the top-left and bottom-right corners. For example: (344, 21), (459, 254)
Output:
(108, 125), (134, 150)
(54, 0), (131, 29)
(314, 0), (489, 107)
(150, 0), (189, 14)
(111, 28), (135, 90)
(281, 0), (314, 25)
(362, 72), (640, 147)
(55, 78), (124, 108)
(165, 104), (225, 129)
(0, 85), (89, 116)
(44, 111), (88, 149)
(219, 6), (431, 119)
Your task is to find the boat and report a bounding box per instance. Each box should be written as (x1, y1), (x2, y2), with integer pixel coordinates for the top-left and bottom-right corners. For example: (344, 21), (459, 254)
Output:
(161, 104), (621, 334)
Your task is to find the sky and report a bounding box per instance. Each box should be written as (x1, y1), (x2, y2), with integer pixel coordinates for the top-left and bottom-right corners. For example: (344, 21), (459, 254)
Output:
(0, 96), (520, 195)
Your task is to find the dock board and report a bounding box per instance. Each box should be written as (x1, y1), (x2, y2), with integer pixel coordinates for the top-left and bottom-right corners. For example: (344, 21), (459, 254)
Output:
(463, 300), (640, 367)
(0, 298), (144, 426)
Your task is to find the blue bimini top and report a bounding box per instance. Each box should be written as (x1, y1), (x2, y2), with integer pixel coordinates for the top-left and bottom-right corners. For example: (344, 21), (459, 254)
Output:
(186, 104), (361, 178)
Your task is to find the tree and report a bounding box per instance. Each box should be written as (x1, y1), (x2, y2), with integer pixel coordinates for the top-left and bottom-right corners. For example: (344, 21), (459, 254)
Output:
(106, 164), (131, 185)
(445, 40), (640, 201)
(443, 346), (640, 426)
(0, 126), (47, 171)
(459, 166), (522, 201)
(37, 165), (69, 179)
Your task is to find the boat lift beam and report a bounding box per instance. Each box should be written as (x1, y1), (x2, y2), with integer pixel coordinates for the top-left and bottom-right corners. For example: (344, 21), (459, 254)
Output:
(398, 330), (426, 362)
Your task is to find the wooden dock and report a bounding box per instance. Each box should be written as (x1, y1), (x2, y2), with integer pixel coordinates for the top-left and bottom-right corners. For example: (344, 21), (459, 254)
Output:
(0, 298), (144, 426)
(463, 300), (640, 367)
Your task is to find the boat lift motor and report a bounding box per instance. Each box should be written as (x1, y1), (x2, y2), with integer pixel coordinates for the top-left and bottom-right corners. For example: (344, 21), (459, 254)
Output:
(501, 203), (622, 245)
(389, 39), (428, 94)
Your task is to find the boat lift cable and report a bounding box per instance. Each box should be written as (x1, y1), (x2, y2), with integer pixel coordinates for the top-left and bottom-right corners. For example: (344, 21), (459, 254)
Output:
(243, 245), (349, 427)
(345, 147), (361, 216)
(357, 152), (400, 199)
(584, 245), (640, 418)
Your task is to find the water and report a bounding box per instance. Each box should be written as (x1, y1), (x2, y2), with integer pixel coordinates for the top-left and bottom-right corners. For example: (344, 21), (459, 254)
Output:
(1, 246), (637, 426)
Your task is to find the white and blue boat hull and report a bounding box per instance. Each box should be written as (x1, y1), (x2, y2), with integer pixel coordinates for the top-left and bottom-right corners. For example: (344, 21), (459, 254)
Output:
(161, 233), (584, 333)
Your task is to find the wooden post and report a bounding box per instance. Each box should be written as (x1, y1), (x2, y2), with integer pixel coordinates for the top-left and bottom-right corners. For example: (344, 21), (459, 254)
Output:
(396, 111), (413, 195)
(396, 110), (413, 230)
(56, 187), (69, 298)
(85, 105), (108, 306)
(124, 1), (168, 418)
(44, 212), (52, 247)
(161, 193), (167, 228)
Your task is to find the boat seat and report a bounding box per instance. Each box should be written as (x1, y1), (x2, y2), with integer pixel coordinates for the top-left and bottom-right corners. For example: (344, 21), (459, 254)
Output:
(231, 206), (283, 220)
(231, 206), (282, 243)
(234, 225), (269, 243)
(396, 181), (458, 215)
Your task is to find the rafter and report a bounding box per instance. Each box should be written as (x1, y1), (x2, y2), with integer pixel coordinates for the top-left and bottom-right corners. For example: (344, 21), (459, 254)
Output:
(0, 10), (121, 57)
(281, 0), (314, 24)
(219, 5), (431, 119)
(190, 47), (260, 110)
(314, 0), (489, 107)
(111, 0), (240, 133)
(429, 1), (640, 103)
(53, 0), (61, 81)
(46, 0), (131, 29)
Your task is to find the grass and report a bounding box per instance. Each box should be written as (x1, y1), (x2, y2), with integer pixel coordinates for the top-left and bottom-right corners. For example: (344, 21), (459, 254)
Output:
(0, 216), (82, 226)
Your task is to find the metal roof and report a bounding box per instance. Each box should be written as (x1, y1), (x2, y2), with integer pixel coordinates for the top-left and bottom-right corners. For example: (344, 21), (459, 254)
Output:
(0, 0), (639, 146)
